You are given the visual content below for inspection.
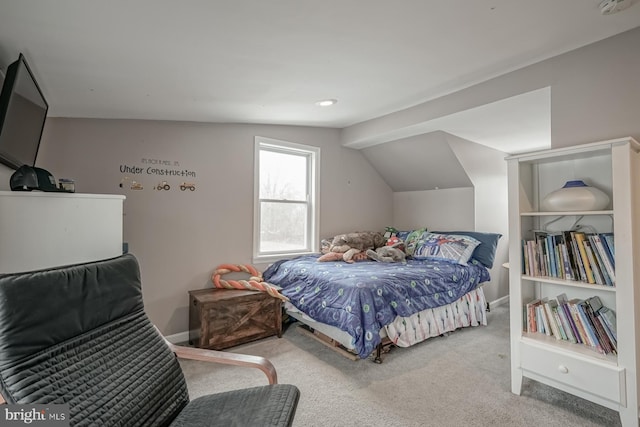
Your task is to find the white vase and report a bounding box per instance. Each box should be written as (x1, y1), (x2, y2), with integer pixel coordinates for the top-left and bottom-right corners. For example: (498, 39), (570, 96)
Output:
(541, 180), (610, 211)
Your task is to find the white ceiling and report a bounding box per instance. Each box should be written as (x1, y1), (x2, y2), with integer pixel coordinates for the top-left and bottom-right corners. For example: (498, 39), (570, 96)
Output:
(1, 1), (639, 147)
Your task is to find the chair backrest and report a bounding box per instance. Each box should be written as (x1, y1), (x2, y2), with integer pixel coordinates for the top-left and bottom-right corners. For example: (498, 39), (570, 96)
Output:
(0, 254), (189, 426)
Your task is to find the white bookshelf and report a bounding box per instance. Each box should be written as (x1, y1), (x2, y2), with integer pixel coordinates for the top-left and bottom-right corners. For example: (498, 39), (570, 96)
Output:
(507, 137), (640, 426)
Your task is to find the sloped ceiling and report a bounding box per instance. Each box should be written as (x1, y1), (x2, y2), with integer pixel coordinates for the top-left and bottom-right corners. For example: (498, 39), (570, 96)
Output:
(361, 131), (473, 192)
(358, 88), (549, 191)
(344, 88), (552, 154)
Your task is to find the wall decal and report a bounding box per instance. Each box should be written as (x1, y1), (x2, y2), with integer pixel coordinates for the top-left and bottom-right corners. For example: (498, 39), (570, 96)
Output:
(119, 176), (144, 190)
(119, 157), (197, 192)
(180, 182), (196, 191)
(155, 181), (171, 191)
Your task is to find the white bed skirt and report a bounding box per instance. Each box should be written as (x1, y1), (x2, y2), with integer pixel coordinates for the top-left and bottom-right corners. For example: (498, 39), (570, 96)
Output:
(285, 286), (487, 353)
(384, 287), (487, 347)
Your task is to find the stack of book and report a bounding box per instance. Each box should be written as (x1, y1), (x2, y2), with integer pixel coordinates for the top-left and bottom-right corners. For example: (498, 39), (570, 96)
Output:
(521, 231), (615, 286)
(524, 293), (617, 355)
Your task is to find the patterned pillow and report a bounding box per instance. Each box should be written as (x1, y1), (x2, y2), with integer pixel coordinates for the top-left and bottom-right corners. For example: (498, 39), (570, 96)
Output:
(412, 232), (481, 265)
(401, 228), (428, 257)
(432, 230), (502, 268)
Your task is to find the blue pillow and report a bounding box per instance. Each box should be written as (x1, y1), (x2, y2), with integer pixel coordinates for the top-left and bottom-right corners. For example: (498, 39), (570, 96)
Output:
(433, 230), (502, 268)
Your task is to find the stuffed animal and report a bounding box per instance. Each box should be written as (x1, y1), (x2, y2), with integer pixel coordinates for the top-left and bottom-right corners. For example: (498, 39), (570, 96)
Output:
(330, 231), (386, 252)
(317, 248), (368, 263)
(318, 231), (386, 263)
(366, 236), (407, 263)
(386, 236), (405, 251)
(366, 246), (406, 263)
(317, 251), (347, 262)
(317, 242), (362, 263)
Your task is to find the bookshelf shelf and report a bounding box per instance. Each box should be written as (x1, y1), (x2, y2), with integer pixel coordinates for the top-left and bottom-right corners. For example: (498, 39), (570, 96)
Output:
(521, 275), (616, 291)
(521, 210), (613, 217)
(521, 333), (617, 364)
(507, 137), (640, 426)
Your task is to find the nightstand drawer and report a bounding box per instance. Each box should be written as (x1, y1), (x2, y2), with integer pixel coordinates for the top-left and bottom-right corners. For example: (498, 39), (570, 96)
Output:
(520, 341), (625, 405)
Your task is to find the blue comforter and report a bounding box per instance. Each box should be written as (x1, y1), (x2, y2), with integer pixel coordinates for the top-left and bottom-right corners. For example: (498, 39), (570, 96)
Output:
(263, 255), (490, 358)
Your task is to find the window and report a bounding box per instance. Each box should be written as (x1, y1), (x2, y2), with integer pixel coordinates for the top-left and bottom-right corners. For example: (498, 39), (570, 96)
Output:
(254, 136), (319, 262)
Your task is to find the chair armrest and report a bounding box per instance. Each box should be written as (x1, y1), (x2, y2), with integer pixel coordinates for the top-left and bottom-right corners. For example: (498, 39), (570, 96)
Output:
(162, 337), (278, 385)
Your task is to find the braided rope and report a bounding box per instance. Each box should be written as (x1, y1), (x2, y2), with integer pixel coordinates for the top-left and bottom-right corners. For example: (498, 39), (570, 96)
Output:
(212, 263), (288, 301)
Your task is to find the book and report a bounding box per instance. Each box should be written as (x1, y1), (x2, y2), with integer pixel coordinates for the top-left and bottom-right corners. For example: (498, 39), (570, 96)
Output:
(533, 305), (542, 334)
(602, 233), (615, 264)
(524, 240), (534, 276)
(570, 236), (587, 282)
(536, 305), (546, 334)
(591, 234), (615, 284)
(558, 293), (582, 343)
(572, 232), (596, 284)
(543, 299), (562, 340)
(562, 231), (581, 280)
(553, 300), (571, 341)
(530, 240), (540, 276)
(555, 293), (577, 343)
(588, 234), (613, 286)
(589, 297), (617, 352)
(539, 298), (551, 336)
(567, 298), (590, 346)
(583, 297), (615, 354)
(525, 298), (542, 333)
(554, 235), (566, 279)
(559, 243), (574, 280)
(583, 239), (605, 285)
(598, 305), (617, 341)
(546, 235), (558, 277)
(596, 315), (617, 353)
(534, 232), (548, 276)
(577, 300), (606, 354)
(521, 240), (530, 276)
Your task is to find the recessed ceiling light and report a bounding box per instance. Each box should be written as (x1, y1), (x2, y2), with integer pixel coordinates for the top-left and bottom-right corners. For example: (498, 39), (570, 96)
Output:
(315, 99), (337, 107)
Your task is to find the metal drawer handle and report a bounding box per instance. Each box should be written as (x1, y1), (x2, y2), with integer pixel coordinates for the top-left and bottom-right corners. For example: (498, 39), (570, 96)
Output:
(557, 365), (569, 374)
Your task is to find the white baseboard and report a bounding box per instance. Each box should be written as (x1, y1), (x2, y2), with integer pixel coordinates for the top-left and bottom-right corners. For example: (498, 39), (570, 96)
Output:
(489, 295), (509, 310)
(165, 331), (190, 344)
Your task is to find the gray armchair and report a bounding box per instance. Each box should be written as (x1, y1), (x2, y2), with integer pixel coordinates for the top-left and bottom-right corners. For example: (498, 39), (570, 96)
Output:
(0, 254), (299, 426)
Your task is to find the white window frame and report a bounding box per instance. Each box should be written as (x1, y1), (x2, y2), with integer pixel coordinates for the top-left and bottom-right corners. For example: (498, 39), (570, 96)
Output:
(253, 136), (320, 264)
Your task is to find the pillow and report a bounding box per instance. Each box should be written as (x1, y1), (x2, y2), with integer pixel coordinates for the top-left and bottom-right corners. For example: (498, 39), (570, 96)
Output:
(395, 229), (412, 242)
(433, 230), (502, 268)
(398, 228), (428, 257)
(412, 232), (480, 265)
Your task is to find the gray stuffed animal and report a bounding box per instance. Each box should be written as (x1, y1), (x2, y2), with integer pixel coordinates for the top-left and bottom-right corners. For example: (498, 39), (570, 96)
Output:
(326, 231), (386, 262)
(366, 246), (406, 263)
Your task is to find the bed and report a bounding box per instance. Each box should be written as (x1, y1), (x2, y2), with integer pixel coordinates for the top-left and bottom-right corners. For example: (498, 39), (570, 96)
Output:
(263, 229), (500, 361)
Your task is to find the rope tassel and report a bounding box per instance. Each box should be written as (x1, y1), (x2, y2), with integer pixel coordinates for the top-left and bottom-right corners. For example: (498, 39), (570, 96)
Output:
(212, 263), (288, 301)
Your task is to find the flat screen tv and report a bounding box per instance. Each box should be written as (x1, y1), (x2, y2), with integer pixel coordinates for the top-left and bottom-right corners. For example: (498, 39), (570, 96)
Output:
(0, 53), (48, 170)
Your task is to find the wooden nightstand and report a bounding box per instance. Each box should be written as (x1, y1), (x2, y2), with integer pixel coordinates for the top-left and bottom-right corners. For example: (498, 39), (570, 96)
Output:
(188, 288), (282, 350)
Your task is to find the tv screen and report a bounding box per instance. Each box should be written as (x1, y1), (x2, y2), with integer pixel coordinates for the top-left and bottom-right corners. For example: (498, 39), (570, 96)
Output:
(0, 53), (48, 170)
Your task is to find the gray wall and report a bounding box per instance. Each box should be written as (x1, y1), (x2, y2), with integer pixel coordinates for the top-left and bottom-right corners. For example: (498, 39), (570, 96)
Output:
(447, 134), (509, 304)
(30, 119), (393, 335)
(389, 132), (509, 305)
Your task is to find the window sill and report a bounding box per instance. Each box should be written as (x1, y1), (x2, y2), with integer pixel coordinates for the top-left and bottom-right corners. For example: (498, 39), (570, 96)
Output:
(253, 251), (316, 266)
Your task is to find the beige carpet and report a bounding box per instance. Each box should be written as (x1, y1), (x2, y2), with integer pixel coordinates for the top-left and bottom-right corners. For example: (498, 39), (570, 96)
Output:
(180, 305), (621, 426)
